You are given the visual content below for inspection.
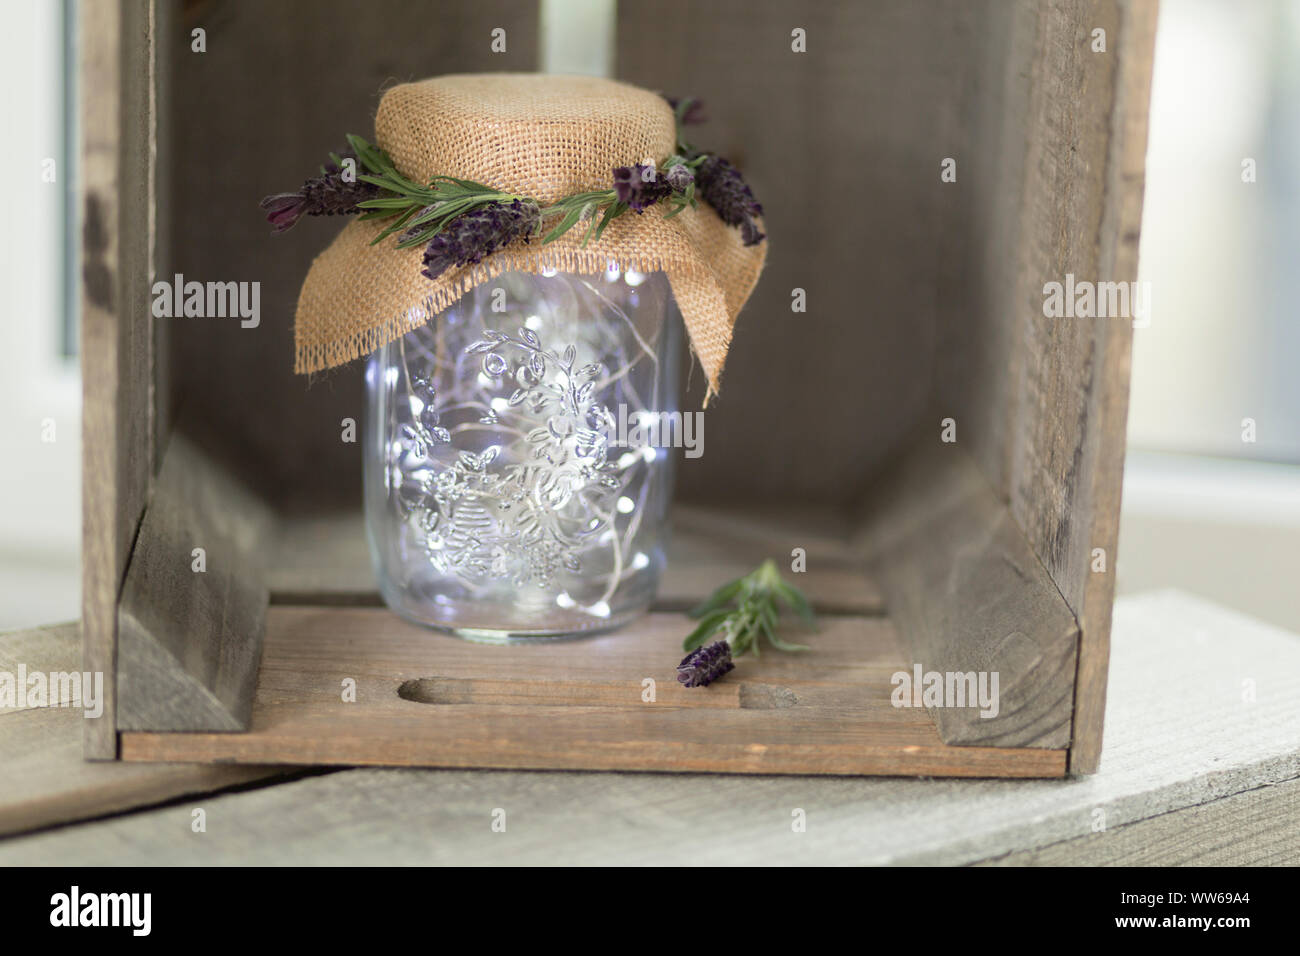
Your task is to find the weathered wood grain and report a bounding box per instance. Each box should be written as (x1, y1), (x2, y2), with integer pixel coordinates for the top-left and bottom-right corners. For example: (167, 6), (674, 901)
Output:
(949, 0), (1156, 773)
(11, 592), (1294, 865)
(80, 0), (158, 759)
(0, 623), (282, 838)
(978, 777), (1300, 866)
(116, 433), (272, 731)
(1060, 0), (1158, 775)
(121, 607), (1063, 777)
(857, 436), (1078, 749)
(874, 0), (1154, 770)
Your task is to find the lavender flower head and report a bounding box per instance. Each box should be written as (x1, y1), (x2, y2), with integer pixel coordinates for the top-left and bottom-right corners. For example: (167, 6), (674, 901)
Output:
(665, 161), (694, 193)
(260, 150), (379, 234)
(692, 152), (765, 246)
(613, 164), (672, 212)
(420, 199), (540, 281)
(677, 640), (735, 688)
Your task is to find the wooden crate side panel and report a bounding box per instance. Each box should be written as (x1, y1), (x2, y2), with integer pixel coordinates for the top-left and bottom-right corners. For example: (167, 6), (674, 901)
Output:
(116, 432), (273, 731)
(855, 435), (1079, 749)
(80, 0), (157, 759)
(1003, 0), (1156, 772)
(1060, 0), (1157, 773)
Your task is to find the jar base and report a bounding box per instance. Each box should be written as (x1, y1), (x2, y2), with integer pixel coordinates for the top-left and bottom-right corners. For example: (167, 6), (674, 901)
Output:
(380, 595), (653, 644)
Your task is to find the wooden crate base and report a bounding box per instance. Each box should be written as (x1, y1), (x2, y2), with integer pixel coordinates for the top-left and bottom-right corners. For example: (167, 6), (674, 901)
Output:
(121, 605), (1064, 778)
(119, 504), (1066, 777)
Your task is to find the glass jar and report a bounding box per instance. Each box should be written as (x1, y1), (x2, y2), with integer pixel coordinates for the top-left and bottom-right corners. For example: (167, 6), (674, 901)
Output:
(364, 268), (680, 641)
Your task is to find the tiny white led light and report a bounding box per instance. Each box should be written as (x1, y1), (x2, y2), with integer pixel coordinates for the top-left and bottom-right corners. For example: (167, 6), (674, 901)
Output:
(490, 397), (509, 412)
(624, 269), (646, 286)
(556, 591), (576, 609)
(525, 314), (544, 331)
(631, 552), (649, 570)
(616, 496), (635, 514)
(586, 601), (611, 618)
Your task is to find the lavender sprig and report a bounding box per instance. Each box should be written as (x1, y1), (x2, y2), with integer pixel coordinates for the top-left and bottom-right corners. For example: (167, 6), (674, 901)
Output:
(260, 113), (765, 279)
(420, 200), (541, 281)
(682, 559), (815, 664)
(259, 149), (380, 233)
(677, 641), (735, 687)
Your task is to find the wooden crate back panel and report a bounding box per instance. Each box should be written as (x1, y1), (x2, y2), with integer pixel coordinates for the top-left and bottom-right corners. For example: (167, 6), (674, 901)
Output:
(616, 0), (994, 506)
(930, 1), (1038, 499)
(161, 0), (540, 512)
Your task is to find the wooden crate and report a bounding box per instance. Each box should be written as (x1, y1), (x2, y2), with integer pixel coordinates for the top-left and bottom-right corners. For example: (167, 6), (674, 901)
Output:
(81, 0), (1158, 776)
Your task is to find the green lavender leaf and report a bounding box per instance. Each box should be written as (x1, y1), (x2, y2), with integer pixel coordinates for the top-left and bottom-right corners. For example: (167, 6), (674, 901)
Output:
(592, 200), (627, 242)
(542, 204), (587, 244)
(683, 610), (729, 652)
(679, 559), (818, 656)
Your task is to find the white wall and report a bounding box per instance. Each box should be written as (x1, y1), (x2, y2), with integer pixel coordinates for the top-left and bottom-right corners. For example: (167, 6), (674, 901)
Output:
(0, 0), (81, 629)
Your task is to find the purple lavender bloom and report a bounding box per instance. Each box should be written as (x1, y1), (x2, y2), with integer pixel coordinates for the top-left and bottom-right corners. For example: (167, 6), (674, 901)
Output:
(693, 152), (765, 246)
(260, 150), (379, 233)
(677, 640), (735, 688)
(420, 200), (540, 281)
(260, 193), (310, 234)
(612, 164), (672, 212)
(665, 162), (694, 193)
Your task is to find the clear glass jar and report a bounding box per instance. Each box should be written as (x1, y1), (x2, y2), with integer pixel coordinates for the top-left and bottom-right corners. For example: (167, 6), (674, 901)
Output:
(364, 268), (680, 641)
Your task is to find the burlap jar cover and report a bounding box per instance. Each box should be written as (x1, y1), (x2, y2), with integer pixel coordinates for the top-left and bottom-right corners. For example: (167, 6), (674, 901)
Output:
(293, 73), (767, 400)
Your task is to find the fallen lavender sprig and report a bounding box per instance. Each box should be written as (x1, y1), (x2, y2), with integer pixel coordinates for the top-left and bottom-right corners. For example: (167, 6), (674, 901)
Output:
(677, 559), (817, 688)
(677, 640), (734, 688)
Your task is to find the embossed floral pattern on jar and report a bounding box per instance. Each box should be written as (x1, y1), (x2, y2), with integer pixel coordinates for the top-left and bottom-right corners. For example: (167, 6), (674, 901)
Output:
(364, 269), (680, 640)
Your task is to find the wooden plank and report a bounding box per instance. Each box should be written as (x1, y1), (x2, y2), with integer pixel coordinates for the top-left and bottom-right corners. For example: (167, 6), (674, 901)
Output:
(977, 777), (1300, 866)
(13, 592), (1295, 865)
(80, 0), (158, 759)
(269, 504), (884, 614)
(856, 435), (1078, 749)
(116, 432), (273, 731)
(1060, 0), (1159, 774)
(0, 623), (282, 838)
(122, 607), (1063, 777)
(617, 0), (981, 507)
